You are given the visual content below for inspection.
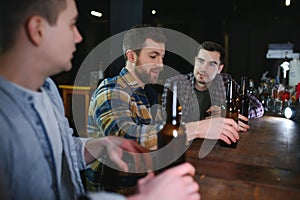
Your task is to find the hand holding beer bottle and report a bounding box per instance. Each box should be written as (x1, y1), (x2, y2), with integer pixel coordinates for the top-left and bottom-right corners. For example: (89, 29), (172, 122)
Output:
(219, 78), (238, 148)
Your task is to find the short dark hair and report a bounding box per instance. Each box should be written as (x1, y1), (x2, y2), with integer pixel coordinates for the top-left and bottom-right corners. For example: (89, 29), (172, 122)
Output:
(198, 41), (225, 65)
(122, 24), (167, 59)
(0, 0), (67, 54)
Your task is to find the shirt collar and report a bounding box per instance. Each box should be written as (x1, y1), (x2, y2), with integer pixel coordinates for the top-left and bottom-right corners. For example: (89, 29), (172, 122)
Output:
(119, 67), (141, 90)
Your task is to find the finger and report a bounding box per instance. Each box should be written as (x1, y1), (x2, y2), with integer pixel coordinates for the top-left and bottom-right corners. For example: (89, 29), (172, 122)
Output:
(223, 120), (239, 139)
(117, 140), (146, 172)
(238, 114), (248, 122)
(238, 125), (247, 132)
(142, 152), (153, 171)
(185, 179), (200, 195)
(190, 193), (201, 200)
(133, 153), (142, 172)
(138, 172), (155, 185)
(220, 126), (239, 142)
(226, 118), (239, 129)
(219, 134), (231, 144)
(206, 108), (212, 114)
(225, 118), (240, 134)
(126, 141), (149, 172)
(181, 175), (200, 200)
(239, 121), (250, 130)
(109, 150), (129, 172)
(122, 140), (149, 153)
(164, 162), (196, 177)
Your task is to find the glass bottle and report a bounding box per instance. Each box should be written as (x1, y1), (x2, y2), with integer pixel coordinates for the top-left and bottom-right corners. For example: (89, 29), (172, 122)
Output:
(219, 78), (238, 148)
(248, 79), (258, 97)
(237, 76), (249, 124)
(291, 85), (298, 104)
(157, 81), (187, 172)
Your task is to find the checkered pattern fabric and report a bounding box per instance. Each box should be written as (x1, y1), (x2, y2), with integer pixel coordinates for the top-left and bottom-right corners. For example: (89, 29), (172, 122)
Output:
(86, 67), (162, 193)
(162, 73), (264, 122)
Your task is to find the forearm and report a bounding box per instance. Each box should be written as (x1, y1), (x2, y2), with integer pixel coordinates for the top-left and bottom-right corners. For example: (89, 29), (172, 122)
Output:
(185, 120), (209, 141)
(84, 138), (106, 165)
(98, 111), (161, 149)
(185, 117), (239, 142)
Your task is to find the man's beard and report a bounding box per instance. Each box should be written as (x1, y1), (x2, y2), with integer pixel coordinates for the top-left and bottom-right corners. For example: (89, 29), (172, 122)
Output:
(134, 60), (160, 84)
(134, 66), (160, 84)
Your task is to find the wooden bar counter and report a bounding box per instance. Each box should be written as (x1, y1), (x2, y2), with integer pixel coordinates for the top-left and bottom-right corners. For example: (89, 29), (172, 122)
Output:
(186, 116), (300, 200)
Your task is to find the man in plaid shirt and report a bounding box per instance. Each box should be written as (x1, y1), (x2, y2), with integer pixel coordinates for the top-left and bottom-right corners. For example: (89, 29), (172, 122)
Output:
(85, 25), (167, 194)
(162, 41), (264, 134)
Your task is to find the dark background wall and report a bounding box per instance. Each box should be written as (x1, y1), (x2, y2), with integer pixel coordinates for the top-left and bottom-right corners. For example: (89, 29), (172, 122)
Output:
(52, 0), (300, 88)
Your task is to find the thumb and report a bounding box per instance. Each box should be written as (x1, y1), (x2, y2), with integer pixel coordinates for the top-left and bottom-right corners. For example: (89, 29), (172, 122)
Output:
(138, 172), (155, 185)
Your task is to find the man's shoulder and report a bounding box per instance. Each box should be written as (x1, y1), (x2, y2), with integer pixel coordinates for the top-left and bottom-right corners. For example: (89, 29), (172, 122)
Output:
(99, 74), (127, 90)
(220, 73), (232, 80)
(100, 76), (119, 87)
(165, 73), (193, 83)
(0, 78), (20, 110)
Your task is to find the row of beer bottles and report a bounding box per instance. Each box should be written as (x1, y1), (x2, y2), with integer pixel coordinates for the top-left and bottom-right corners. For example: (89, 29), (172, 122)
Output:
(157, 77), (252, 166)
(219, 77), (250, 148)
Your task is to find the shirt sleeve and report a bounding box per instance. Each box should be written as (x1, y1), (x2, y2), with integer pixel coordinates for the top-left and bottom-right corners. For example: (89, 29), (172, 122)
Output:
(248, 94), (264, 118)
(72, 137), (93, 170)
(86, 192), (126, 200)
(89, 83), (162, 149)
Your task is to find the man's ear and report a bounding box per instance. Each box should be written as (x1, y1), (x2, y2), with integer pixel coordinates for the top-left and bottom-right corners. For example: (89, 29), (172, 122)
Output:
(125, 50), (137, 63)
(26, 16), (45, 46)
(218, 64), (224, 73)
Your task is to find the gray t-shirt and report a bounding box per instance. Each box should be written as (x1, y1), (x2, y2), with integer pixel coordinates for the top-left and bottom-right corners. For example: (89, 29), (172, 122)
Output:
(194, 89), (211, 120)
(15, 84), (62, 186)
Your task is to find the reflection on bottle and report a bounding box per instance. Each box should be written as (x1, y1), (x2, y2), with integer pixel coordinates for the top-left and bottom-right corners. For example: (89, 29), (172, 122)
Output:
(237, 76), (249, 124)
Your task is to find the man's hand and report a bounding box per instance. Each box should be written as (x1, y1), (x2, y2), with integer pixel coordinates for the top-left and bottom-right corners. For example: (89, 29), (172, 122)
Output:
(84, 136), (151, 172)
(127, 162), (200, 200)
(205, 105), (222, 118)
(186, 117), (239, 145)
(238, 114), (250, 132)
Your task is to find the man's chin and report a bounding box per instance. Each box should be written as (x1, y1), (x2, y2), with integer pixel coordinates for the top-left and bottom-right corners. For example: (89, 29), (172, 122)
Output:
(196, 78), (207, 85)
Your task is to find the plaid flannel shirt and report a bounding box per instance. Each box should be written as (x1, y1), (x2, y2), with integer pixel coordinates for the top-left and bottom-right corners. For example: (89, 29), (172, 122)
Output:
(162, 72), (264, 123)
(85, 67), (163, 193)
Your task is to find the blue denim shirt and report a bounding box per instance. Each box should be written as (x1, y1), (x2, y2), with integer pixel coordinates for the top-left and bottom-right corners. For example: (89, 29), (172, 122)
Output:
(0, 77), (86, 200)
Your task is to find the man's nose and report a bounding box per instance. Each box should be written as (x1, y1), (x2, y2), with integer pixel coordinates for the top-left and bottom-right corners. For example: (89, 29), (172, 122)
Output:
(156, 56), (164, 68)
(196, 62), (208, 70)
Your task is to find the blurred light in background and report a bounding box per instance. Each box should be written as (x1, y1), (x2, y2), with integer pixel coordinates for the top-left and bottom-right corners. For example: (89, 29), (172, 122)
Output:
(284, 106), (296, 119)
(91, 11), (103, 18)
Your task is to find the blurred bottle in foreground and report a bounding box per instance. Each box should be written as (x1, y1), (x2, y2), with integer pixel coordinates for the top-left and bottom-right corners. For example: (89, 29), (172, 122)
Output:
(157, 81), (187, 172)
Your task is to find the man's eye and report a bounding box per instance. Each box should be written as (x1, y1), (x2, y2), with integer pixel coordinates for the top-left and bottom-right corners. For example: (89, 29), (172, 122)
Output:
(198, 59), (204, 64)
(209, 63), (217, 68)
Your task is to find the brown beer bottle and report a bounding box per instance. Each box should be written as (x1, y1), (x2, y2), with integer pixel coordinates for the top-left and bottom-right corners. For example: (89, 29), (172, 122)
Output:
(219, 78), (238, 148)
(237, 76), (249, 124)
(157, 81), (187, 172)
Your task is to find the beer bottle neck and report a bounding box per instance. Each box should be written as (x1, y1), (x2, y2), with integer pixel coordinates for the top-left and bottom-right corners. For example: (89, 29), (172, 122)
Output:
(165, 82), (181, 125)
(240, 76), (248, 96)
(226, 79), (235, 103)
